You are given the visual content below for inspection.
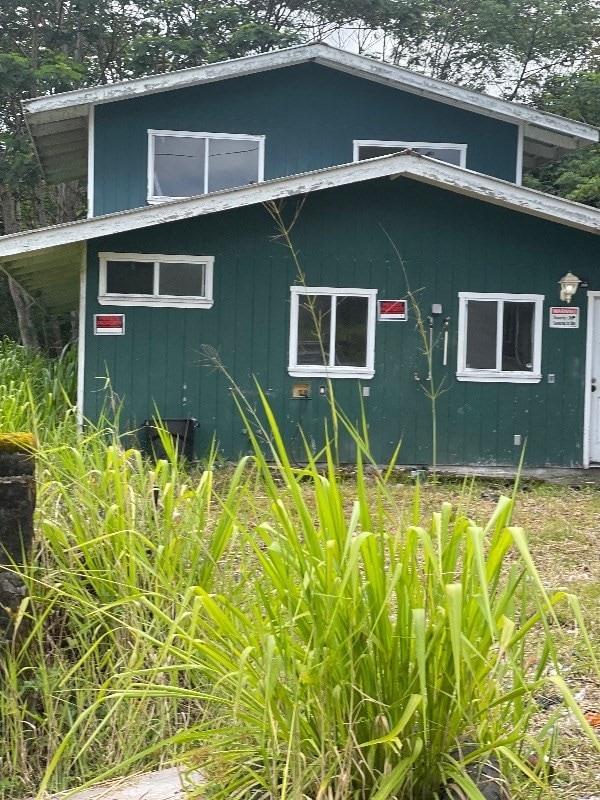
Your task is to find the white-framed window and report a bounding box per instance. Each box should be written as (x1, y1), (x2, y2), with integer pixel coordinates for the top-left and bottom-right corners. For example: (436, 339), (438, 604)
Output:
(457, 292), (544, 382)
(148, 130), (265, 202)
(98, 252), (214, 308)
(353, 140), (467, 168)
(289, 287), (377, 379)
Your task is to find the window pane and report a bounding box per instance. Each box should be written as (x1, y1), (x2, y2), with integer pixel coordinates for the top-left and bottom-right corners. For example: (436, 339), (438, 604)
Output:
(502, 302), (534, 371)
(358, 145), (409, 160)
(297, 295), (331, 365)
(207, 138), (260, 192)
(158, 262), (206, 297)
(335, 296), (368, 367)
(153, 136), (205, 197)
(466, 301), (497, 369)
(106, 260), (154, 295)
(358, 145), (462, 166)
(414, 147), (462, 165)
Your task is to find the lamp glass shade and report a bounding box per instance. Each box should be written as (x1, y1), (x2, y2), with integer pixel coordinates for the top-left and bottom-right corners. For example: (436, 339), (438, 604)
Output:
(559, 272), (581, 303)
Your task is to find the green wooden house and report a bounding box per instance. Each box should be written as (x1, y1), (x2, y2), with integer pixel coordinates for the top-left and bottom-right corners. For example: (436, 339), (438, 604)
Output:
(1, 43), (599, 468)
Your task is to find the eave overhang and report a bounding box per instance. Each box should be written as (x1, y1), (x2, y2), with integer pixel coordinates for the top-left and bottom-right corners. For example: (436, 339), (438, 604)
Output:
(0, 152), (598, 313)
(23, 42), (599, 184)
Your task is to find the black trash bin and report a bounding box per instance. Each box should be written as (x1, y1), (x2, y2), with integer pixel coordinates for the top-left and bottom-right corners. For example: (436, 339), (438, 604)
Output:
(144, 418), (198, 462)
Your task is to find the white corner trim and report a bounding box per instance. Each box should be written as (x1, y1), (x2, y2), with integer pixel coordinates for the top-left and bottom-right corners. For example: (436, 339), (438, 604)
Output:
(516, 124), (524, 186)
(87, 105), (95, 218)
(583, 291), (600, 468)
(76, 245), (87, 431)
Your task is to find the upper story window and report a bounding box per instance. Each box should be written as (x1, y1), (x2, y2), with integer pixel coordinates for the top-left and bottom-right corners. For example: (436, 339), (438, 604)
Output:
(289, 287), (377, 379)
(148, 130), (265, 202)
(354, 140), (467, 168)
(457, 292), (543, 382)
(99, 252), (214, 308)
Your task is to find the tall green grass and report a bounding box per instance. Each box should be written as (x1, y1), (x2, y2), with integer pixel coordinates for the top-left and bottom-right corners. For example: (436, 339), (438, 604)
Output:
(0, 340), (598, 799)
(1, 422), (254, 797)
(0, 340), (238, 796)
(0, 336), (77, 440)
(86, 388), (594, 800)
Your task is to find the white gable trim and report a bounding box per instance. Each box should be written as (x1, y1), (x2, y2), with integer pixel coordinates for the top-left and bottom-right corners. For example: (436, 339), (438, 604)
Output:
(24, 43), (598, 145)
(0, 153), (598, 265)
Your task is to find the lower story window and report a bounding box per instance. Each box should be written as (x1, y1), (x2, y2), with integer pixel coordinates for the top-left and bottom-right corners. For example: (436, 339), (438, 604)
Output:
(289, 287), (377, 378)
(98, 252), (214, 308)
(457, 292), (543, 382)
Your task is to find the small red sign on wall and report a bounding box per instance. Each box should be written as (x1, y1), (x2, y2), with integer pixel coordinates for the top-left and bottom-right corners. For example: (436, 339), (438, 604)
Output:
(94, 314), (125, 335)
(378, 300), (407, 321)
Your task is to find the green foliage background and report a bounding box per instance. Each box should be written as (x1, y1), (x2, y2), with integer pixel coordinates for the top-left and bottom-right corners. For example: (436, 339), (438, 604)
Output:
(0, 0), (598, 344)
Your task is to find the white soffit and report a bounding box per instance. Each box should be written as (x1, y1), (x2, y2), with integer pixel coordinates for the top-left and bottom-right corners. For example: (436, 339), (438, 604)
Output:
(23, 43), (599, 184)
(0, 152), (598, 313)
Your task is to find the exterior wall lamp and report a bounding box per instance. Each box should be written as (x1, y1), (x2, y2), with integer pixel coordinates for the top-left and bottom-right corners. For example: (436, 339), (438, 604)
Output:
(558, 271), (581, 304)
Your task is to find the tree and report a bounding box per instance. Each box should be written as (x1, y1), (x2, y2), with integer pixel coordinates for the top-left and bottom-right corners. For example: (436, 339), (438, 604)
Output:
(524, 72), (600, 208)
(380, 0), (599, 99)
(0, 0), (304, 348)
(1, 0), (599, 347)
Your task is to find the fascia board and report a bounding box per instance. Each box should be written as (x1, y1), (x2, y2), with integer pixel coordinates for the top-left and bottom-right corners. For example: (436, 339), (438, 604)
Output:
(312, 49), (599, 144)
(23, 43), (598, 145)
(0, 154), (598, 266)
(393, 159), (600, 232)
(23, 45), (324, 118)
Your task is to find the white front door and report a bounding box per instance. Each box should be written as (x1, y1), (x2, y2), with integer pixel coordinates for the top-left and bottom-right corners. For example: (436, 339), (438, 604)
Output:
(588, 296), (600, 463)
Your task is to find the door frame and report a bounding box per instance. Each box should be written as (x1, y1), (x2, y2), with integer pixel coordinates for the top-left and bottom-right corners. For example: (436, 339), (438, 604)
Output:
(583, 291), (600, 467)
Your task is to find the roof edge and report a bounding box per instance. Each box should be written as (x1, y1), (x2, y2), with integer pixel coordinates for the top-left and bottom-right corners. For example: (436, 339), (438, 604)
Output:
(23, 43), (599, 144)
(0, 154), (598, 265)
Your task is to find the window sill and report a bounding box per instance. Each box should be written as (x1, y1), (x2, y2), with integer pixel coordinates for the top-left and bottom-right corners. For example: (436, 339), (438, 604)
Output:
(289, 368), (375, 379)
(148, 196), (198, 204)
(456, 371), (541, 383)
(147, 180), (263, 205)
(98, 295), (213, 309)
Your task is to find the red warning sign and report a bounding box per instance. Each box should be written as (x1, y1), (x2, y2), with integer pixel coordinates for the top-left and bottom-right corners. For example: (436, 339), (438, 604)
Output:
(94, 314), (125, 335)
(378, 300), (407, 321)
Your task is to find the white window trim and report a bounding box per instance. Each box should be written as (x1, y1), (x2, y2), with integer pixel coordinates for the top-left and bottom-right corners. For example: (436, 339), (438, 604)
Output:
(289, 286), (377, 379)
(353, 139), (467, 168)
(456, 291), (544, 383)
(147, 129), (265, 203)
(98, 252), (214, 308)
(516, 123), (524, 186)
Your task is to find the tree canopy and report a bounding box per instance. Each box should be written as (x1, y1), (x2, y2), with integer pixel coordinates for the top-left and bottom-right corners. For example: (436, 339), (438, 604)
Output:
(0, 0), (599, 344)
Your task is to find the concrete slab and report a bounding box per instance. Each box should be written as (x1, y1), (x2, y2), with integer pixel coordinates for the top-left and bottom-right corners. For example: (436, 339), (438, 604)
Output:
(34, 767), (204, 800)
(406, 465), (600, 487)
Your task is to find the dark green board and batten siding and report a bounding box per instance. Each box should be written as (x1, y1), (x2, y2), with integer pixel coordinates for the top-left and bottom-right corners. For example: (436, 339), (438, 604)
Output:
(93, 63), (519, 216)
(84, 177), (598, 468)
